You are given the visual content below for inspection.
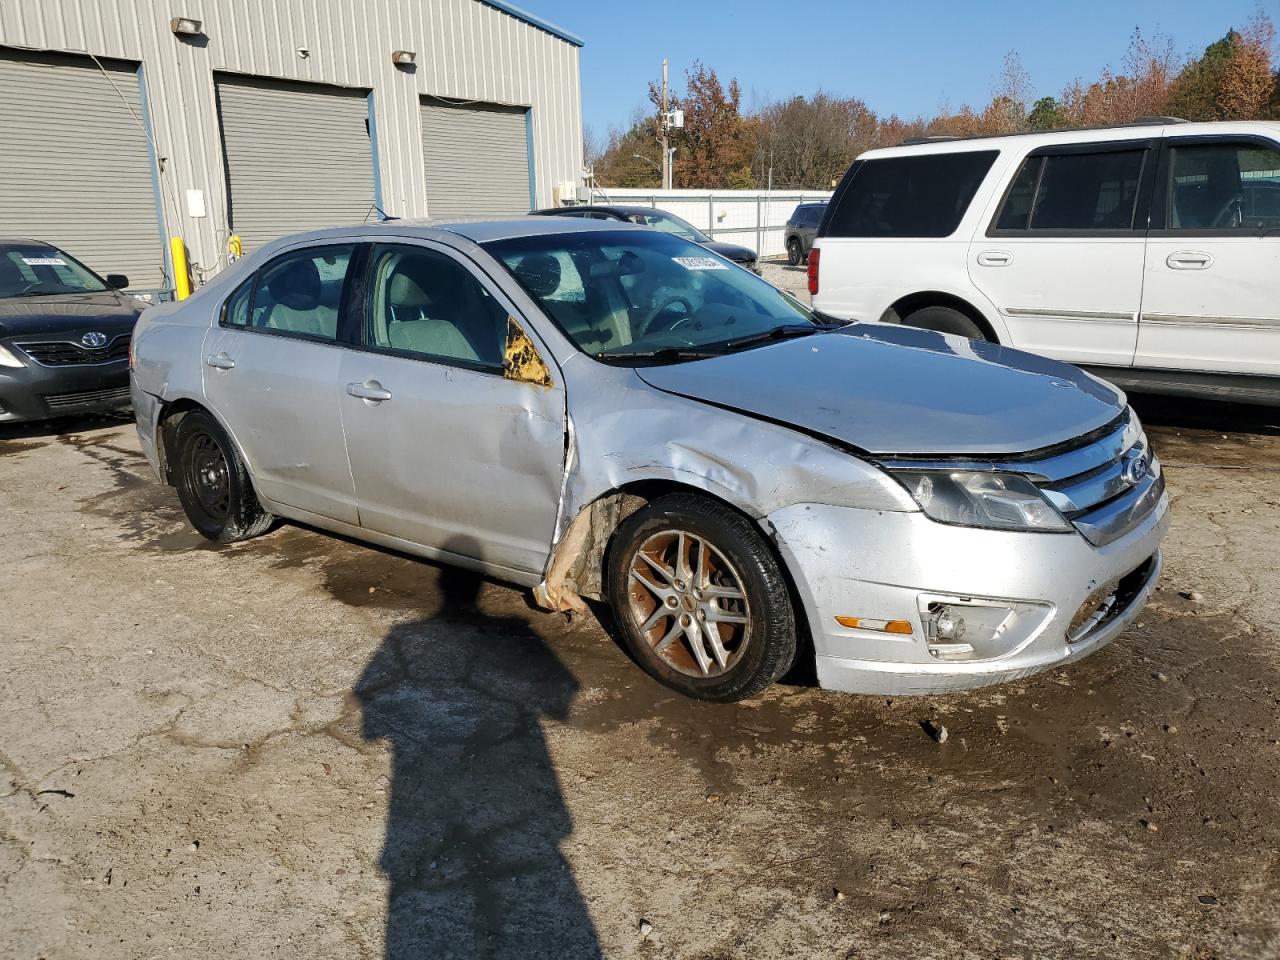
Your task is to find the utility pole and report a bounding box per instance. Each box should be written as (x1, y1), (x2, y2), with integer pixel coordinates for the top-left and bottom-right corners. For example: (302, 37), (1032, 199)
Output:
(660, 58), (671, 190)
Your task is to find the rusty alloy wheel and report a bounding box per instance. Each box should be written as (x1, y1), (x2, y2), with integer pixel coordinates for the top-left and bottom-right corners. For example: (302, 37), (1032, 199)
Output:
(626, 529), (751, 678)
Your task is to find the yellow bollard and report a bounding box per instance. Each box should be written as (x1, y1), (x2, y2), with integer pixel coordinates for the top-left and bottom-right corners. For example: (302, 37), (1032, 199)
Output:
(170, 236), (191, 301)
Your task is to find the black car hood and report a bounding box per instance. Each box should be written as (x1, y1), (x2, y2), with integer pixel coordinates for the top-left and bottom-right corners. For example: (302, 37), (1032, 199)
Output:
(636, 323), (1126, 457)
(701, 240), (756, 263)
(0, 291), (141, 339)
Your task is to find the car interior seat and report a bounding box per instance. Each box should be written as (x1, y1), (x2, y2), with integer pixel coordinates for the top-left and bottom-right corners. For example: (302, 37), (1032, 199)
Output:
(382, 258), (482, 363)
(259, 258), (337, 337)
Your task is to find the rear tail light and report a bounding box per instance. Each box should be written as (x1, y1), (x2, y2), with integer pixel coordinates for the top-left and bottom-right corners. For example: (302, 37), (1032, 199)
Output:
(807, 247), (820, 296)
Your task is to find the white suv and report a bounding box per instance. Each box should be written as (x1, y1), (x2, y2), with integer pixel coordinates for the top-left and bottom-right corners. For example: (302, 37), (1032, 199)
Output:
(809, 120), (1280, 404)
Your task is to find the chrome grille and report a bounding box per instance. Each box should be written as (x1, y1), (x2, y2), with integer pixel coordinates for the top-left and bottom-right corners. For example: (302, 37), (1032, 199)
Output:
(16, 334), (130, 366)
(1021, 411), (1164, 546)
(43, 385), (132, 410)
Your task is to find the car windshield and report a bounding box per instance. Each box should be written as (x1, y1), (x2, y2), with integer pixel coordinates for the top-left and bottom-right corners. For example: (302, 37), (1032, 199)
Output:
(486, 229), (821, 364)
(617, 209), (709, 243)
(0, 243), (108, 298)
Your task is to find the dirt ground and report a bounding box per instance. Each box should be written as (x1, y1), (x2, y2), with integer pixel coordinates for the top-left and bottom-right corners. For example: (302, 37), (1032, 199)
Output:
(2, 389), (1278, 960)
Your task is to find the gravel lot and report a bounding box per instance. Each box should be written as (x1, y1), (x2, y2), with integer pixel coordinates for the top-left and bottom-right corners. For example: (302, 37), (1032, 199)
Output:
(2, 390), (1278, 959)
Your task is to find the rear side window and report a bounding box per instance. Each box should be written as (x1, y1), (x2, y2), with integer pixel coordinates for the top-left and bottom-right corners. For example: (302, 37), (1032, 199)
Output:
(825, 151), (997, 238)
(996, 149), (1146, 232)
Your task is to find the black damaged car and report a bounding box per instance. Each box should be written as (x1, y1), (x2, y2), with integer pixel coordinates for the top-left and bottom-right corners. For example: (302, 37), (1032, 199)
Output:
(0, 240), (142, 424)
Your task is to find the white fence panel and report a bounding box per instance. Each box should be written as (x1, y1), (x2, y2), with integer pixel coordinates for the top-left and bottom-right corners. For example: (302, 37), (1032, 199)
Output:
(584, 187), (833, 259)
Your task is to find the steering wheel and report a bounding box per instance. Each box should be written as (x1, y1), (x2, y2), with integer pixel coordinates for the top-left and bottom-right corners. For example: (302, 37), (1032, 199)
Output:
(1210, 194), (1244, 229)
(640, 294), (694, 337)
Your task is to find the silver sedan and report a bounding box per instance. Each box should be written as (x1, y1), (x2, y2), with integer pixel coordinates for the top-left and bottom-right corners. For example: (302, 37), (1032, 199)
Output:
(130, 218), (1168, 701)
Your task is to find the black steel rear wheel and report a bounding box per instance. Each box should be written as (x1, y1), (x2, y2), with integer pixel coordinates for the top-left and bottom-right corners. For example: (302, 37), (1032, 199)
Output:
(172, 409), (273, 543)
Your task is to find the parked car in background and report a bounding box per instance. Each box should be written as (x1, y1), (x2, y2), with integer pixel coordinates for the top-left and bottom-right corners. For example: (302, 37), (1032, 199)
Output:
(0, 240), (140, 423)
(810, 120), (1280, 405)
(533, 204), (760, 272)
(784, 202), (826, 265)
(131, 217), (1166, 702)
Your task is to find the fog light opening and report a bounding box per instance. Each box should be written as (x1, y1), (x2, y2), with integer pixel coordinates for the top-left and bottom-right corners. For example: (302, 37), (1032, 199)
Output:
(927, 603), (976, 659)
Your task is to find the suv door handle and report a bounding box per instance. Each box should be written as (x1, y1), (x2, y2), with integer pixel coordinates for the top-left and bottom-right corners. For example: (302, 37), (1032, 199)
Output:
(205, 353), (236, 370)
(346, 380), (393, 403)
(977, 250), (1013, 266)
(1166, 251), (1213, 270)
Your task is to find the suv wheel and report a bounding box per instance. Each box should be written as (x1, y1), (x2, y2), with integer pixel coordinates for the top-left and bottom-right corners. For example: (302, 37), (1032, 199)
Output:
(172, 409), (274, 543)
(902, 305), (987, 341)
(786, 237), (803, 267)
(607, 493), (797, 702)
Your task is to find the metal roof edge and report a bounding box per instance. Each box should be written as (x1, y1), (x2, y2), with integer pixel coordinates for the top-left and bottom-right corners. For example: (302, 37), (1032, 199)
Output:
(479, 1), (585, 47)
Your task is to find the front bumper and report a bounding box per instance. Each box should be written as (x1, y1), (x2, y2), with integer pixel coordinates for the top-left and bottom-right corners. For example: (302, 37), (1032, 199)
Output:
(0, 358), (131, 422)
(767, 490), (1170, 695)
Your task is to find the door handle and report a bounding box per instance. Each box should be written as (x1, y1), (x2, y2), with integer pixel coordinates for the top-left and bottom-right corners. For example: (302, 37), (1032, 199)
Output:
(346, 380), (393, 403)
(205, 353), (235, 370)
(977, 250), (1013, 267)
(1166, 250), (1213, 270)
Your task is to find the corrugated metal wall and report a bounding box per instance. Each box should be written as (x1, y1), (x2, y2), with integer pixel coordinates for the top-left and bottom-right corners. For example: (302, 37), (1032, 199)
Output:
(421, 99), (531, 218)
(0, 0), (583, 285)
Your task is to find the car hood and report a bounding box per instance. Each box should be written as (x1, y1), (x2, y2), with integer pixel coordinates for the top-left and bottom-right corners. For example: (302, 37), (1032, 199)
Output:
(700, 240), (756, 263)
(635, 324), (1126, 456)
(0, 291), (141, 339)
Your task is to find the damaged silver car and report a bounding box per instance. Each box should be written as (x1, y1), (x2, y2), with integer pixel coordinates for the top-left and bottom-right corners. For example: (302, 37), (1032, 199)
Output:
(130, 218), (1169, 701)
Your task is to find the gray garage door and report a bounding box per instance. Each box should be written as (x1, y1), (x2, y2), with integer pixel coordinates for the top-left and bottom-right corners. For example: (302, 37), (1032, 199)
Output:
(421, 99), (532, 219)
(0, 49), (164, 289)
(216, 76), (377, 252)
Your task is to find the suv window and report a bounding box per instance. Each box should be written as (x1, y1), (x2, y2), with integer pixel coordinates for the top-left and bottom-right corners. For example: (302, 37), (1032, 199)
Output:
(825, 151), (997, 238)
(997, 149), (1146, 232)
(247, 245), (354, 340)
(366, 244), (507, 368)
(1167, 142), (1280, 231)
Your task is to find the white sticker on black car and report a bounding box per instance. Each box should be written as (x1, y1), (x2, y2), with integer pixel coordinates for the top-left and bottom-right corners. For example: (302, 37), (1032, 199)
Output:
(21, 257), (67, 266)
(673, 256), (728, 271)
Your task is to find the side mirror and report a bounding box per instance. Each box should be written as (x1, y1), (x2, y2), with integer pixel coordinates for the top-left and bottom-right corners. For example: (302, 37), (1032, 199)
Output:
(106, 274), (129, 289)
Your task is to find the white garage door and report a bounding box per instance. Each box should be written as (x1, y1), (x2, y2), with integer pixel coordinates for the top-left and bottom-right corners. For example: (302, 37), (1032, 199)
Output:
(216, 75), (377, 252)
(0, 49), (164, 289)
(421, 99), (532, 219)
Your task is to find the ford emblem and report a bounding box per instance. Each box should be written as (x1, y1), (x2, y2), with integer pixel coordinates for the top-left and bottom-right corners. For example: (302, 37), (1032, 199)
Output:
(1123, 453), (1150, 485)
(81, 331), (108, 348)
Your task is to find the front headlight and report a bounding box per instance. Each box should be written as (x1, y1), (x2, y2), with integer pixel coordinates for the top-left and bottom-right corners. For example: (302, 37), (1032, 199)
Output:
(890, 469), (1072, 533)
(0, 343), (25, 368)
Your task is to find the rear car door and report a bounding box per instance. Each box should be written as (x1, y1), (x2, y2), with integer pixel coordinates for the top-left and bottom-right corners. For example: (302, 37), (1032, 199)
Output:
(971, 140), (1156, 368)
(1137, 135), (1280, 378)
(338, 241), (565, 577)
(202, 243), (360, 523)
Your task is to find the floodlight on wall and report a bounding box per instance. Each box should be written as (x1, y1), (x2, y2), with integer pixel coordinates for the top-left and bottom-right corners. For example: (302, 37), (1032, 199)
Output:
(169, 17), (203, 37)
(391, 50), (417, 67)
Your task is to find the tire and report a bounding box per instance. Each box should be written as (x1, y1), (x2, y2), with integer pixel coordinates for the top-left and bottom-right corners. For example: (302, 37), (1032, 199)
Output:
(171, 409), (273, 543)
(606, 493), (797, 702)
(786, 237), (803, 267)
(902, 305), (988, 341)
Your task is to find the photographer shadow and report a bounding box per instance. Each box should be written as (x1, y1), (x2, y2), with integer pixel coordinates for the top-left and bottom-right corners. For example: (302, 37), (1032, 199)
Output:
(354, 540), (602, 959)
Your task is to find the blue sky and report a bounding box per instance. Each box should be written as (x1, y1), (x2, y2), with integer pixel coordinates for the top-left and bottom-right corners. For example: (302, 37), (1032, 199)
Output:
(528, 0), (1275, 137)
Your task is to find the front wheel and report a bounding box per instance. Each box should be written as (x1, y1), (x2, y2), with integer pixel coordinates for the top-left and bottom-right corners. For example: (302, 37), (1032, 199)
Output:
(172, 409), (273, 543)
(786, 237), (803, 267)
(607, 493), (797, 702)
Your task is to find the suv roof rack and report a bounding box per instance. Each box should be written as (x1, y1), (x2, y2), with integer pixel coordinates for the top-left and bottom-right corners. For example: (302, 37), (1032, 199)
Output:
(895, 116), (1190, 147)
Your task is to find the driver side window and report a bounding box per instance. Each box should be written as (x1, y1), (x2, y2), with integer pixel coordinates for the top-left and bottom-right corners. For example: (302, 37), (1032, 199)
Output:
(365, 244), (507, 369)
(1168, 143), (1280, 231)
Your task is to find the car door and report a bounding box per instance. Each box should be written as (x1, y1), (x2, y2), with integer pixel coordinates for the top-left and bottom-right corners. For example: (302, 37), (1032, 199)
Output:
(202, 243), (360, 523)
(1137, 135), (1280, 377)
(338, 240), (566, 577)
(970, 140), (1156, 368)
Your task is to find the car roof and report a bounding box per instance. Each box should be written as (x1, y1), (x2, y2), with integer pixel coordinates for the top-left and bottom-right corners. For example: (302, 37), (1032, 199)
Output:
(860, 119), (1280, 160)
(245, 215), (644, 255)
(533, 204), (673, 217)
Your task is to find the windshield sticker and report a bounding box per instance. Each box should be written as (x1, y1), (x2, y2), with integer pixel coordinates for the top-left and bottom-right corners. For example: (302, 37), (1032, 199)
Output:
(21, 256), (67, 266)
(673, 256), (728, 271)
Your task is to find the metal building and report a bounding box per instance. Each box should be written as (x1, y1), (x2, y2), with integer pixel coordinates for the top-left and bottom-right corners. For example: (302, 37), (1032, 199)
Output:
(0, 0), (584, 295)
